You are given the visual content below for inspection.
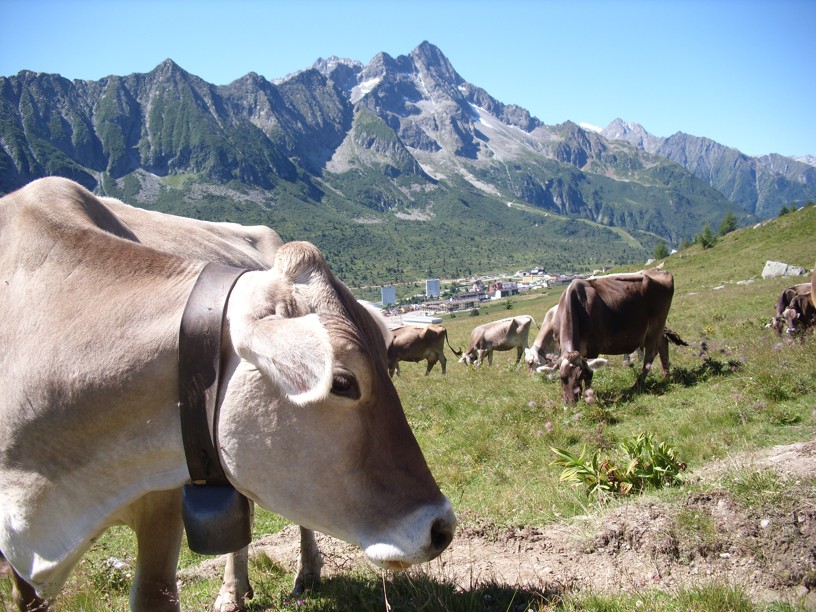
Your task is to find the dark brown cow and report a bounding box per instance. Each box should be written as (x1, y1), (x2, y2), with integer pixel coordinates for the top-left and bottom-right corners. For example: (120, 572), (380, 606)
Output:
(387, 324), (461, 376)
(781, 292), (816, 336)
(770, 282), (811, 335)
(538, 270), (678, 405)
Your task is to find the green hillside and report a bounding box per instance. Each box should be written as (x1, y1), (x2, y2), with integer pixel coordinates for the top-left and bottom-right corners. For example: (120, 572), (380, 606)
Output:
(6, 197), (814, 612)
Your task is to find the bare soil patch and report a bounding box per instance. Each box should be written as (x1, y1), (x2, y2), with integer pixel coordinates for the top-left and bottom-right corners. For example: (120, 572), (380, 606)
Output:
(186, 441), (816, 608)
(6, 443), (813, 607)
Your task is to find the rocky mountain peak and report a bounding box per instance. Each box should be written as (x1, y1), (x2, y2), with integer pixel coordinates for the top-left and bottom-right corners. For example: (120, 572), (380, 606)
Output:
(311, 56), (363, 77)
(411, 41), (462, 86)
(602, 118), (660, 152)
(152, 58), (186, 78)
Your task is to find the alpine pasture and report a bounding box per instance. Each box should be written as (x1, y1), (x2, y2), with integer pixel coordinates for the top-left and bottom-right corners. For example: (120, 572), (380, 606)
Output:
(2, 206), (815, 610)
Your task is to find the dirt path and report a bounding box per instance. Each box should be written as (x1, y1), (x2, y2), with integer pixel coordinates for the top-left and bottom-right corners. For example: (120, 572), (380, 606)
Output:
(187, 441), (816, 608)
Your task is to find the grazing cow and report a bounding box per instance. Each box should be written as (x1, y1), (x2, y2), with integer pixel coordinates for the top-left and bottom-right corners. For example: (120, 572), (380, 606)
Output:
(770, 282), (811, 335)
(460, 315), (535, 367)
(781, 292), (816, 336)
(524, 304), (686, 373)
(538, 269), (678, 405)
(387, 324), (461, 376)
(0, 178), (455, 611)
(524, 305), (559, 371)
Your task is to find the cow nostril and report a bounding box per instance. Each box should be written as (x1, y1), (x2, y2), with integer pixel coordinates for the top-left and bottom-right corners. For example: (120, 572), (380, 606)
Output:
(430, 517), (454, 552)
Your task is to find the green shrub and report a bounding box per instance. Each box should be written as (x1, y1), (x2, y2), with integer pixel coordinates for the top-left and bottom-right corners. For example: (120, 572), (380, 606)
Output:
(551, 432), (686, 497)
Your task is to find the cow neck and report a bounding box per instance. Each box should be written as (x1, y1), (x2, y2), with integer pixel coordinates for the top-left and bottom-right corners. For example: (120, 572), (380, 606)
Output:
(178, 262), (248, 485)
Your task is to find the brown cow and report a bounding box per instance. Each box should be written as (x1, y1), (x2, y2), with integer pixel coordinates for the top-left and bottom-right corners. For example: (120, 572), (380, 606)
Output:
(525, 303), (686, 373)
(388, 324), (461, 376)
(460, 315), (535, 367)
(781, 291), (816, 336)
(538, 270), (678, 405)
(770, 282), (811, 335)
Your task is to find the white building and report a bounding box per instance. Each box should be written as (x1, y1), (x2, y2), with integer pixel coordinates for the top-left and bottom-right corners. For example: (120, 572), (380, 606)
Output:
(425, 278), (441, 298)
(381, 285), (396, 305)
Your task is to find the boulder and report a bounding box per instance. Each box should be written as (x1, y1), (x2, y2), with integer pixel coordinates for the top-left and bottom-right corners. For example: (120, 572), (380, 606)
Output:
(762, 261), (806, 279)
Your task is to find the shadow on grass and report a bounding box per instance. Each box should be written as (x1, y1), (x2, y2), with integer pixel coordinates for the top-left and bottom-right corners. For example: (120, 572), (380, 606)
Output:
(594, 357), (741, 406)
(254, 573), (568, 611)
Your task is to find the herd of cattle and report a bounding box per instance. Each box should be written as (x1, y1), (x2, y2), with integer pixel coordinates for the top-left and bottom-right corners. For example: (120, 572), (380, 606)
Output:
(389, 269), (816, 406)
(388, 267), (690, 405)
(0, 176), (813, 611)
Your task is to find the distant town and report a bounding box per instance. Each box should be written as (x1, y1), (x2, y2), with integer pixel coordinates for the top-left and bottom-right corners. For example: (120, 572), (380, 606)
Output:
(378, 265), (612, 322)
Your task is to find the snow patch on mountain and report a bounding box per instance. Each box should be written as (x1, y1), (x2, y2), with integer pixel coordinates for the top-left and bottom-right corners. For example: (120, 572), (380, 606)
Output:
(351, 76), (382, 103)
(792, 154), (816, 167)
(580, 122), (603, 133)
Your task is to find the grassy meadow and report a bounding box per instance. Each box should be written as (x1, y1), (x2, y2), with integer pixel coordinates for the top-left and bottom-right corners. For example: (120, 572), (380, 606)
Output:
(2, 206), (815, 610)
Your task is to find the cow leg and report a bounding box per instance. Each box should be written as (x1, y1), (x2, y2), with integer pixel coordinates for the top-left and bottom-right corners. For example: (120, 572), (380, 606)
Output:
(214, 501), (255, 612)
(658, 336), (671, 377)
(9, 566), (47, 611)
(582, 370), (595, 402)
(293, 527), (323, 595)
(635, 347), (659, 387)
(514, 346), (523, 367)
(439, 353), (447, 375)
(125, 489), (184, 612)
(424, 356), (438, 376)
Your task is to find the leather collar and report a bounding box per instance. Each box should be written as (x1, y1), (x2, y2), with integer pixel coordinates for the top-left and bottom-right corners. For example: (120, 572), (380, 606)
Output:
(178, 262), (248, 485)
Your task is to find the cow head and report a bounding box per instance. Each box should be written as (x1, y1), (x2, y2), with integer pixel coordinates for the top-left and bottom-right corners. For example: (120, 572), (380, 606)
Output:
(537, 351), (607, 405)
(459, 350), (476, 366)
(782, 295), (816, 336)
(220, 241), (454, 570)
(524, 347), (541, 371)
(524, 347), (558, 372)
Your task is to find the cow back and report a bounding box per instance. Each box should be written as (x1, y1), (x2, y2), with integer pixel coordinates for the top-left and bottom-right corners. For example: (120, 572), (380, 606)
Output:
(556, 270), (674, 357)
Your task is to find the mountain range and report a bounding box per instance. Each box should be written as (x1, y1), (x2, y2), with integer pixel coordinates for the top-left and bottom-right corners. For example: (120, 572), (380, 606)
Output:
(2, 41), (814, 286)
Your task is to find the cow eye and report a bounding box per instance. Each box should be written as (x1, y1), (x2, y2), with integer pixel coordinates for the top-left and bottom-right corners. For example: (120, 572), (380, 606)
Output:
(331, 372), (360, 399)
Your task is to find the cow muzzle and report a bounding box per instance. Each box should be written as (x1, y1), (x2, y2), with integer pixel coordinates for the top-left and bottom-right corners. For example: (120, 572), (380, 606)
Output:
(361, 499), (456, 570)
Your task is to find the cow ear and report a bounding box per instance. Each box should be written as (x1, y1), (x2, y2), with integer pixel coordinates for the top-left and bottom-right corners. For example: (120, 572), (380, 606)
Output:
(233, 313), (334, 405)
(586, 358), (608, 372)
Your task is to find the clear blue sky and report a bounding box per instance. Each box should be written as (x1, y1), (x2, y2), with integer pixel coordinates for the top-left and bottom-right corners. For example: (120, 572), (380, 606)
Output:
(2, 0), (813, 157)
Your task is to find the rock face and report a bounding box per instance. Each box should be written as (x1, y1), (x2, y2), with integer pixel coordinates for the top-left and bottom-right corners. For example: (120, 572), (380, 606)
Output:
(603, 120), (816, 218)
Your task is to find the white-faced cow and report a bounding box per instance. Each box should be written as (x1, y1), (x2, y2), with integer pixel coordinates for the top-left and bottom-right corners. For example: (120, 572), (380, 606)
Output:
(0, 178), (455, 611)
(524, 305), (559, 371)
(770, 282), (812, 336)
(387, 324), (461, 376)
(538, 270), (678, 405)
(459, 315), (535, 367)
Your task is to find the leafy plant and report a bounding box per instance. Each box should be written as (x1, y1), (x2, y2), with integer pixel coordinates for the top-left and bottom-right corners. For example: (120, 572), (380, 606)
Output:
(551, 432), (686, 497)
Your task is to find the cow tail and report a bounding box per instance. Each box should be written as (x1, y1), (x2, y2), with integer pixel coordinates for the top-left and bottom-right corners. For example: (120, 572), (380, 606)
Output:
(445, 330), (463, 356)
(663, 327), (689, 346)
